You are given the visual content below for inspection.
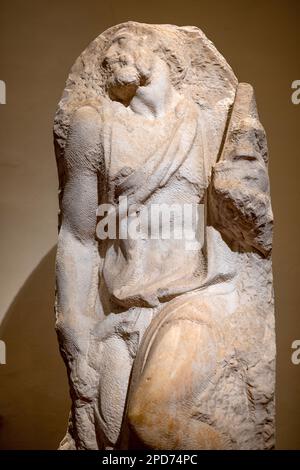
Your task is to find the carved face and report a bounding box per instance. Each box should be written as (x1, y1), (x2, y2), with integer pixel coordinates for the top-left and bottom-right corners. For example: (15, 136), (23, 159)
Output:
(103, 31), (155, 104)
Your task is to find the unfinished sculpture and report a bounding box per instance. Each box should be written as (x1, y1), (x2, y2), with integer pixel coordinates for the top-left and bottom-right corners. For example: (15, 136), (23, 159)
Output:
(53, 22), (275, 450)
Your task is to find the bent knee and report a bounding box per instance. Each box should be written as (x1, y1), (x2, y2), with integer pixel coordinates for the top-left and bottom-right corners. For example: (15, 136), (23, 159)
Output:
(127, 385), (181, 449)
(127, 386), (227, 450)
(126, 317), (225, 449)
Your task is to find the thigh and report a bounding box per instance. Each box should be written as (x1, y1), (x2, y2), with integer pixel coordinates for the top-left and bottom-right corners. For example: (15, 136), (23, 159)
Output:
(128, 294), (223, 405)
(124, 295), (228, 449)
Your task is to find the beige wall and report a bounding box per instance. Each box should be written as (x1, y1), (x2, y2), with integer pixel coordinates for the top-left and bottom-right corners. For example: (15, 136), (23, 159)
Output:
(0, 0), (299, 449)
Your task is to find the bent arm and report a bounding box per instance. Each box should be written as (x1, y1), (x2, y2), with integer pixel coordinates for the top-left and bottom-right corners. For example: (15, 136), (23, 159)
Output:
(210, 83), (273, 256)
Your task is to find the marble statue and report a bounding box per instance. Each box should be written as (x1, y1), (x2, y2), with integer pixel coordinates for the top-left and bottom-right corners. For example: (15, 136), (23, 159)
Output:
(53, 22), (275, 450)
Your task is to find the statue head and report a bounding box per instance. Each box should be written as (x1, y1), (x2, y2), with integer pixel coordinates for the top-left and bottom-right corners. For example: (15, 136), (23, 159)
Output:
(102, 28), (168, 105)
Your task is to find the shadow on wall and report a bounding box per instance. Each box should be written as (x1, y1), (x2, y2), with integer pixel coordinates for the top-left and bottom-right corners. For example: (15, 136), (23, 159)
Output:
(0, 246), (70, 450)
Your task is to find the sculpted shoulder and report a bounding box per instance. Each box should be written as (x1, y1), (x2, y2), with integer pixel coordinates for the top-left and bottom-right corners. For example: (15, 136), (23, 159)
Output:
(70, 103), (103, 140)
(65, 102), (107, 171)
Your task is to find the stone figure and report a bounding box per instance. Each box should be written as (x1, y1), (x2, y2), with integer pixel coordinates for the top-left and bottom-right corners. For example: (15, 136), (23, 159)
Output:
(53, 22), (275, 450)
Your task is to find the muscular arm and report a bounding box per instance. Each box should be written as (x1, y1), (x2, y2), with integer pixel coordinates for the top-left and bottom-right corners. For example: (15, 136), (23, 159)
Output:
(210, 83), (273, 256)
(55, 105), (102, 393)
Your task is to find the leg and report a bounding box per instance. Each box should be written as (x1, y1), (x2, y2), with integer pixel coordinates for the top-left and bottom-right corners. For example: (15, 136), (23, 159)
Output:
(92, 307), (155, 449)
(126, 296), (230, 449)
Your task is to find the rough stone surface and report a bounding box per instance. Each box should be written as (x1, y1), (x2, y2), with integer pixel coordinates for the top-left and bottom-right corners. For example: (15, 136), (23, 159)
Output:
(53, 22), (275, 450)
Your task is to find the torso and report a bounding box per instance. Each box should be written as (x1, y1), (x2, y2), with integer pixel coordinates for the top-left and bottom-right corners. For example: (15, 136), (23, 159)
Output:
(99, 97), (209, 308)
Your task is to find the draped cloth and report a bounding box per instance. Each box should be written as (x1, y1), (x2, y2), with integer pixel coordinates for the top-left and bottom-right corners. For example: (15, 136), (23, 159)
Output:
(99, 98), (237, 309)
